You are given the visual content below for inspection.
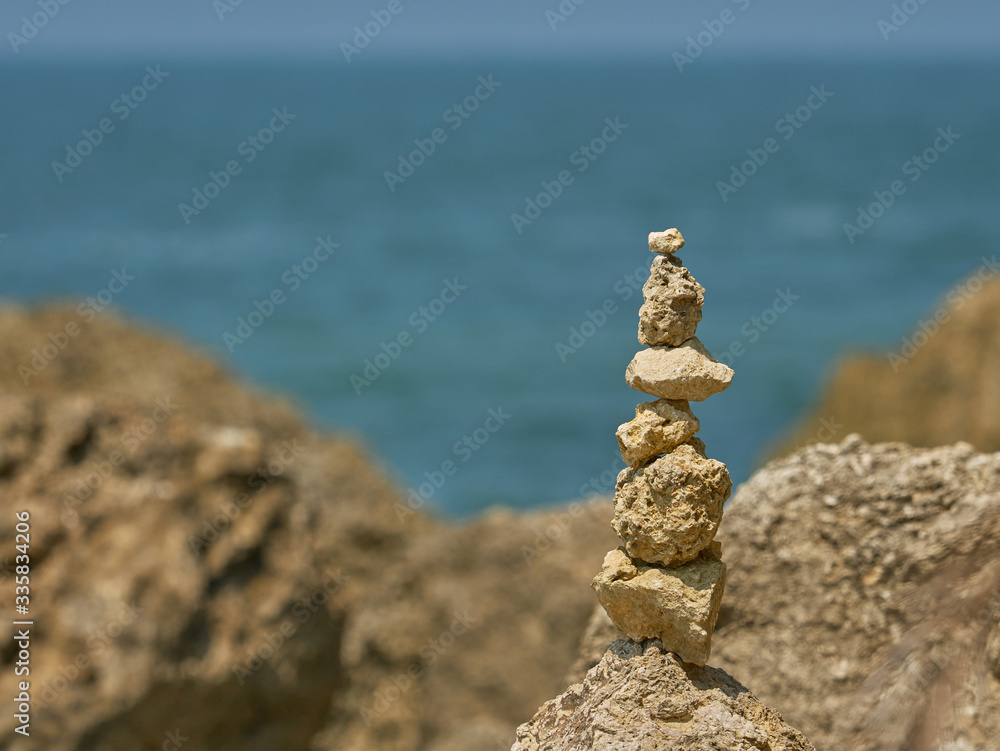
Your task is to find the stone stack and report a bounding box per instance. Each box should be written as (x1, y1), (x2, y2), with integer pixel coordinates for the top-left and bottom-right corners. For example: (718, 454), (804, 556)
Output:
(592, 228), (734, 666)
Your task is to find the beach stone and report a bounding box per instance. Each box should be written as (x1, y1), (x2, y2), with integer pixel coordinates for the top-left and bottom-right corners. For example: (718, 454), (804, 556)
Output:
(592, 548), (727, 665)
(638, 255), (704, 346)
(611, 442), (731, 566)
(648, 228), (685, 255)
(616, 399), (700, 468)
(625, 338), (734, 401)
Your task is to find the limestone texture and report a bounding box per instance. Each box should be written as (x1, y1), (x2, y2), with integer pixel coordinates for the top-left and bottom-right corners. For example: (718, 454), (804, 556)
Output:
(512, 640), (816, 751)
(592, 548), (726, 665)
(615, 398), (700, 467)
(638, 254), (705, 346)
(625, 337), (734, 401)
(611, 442), (731, 566)
(647, 228), (685, 254)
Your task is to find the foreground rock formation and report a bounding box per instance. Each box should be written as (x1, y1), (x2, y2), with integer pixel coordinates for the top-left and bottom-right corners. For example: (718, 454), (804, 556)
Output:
(777, 269), (1000, 457)
(594, 229), (734, 665)
(512, 640), (816, 751)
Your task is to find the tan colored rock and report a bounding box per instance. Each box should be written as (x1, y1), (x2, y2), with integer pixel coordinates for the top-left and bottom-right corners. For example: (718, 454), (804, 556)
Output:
(615, 399), (699, 468)
(625, 337), (733, 401)
(514, 639), (816, 751)
(611, 442), (731, 566)
(638, 255), (704, 346)
(592, 548), (726, 665)
(648, 228), (685, 254)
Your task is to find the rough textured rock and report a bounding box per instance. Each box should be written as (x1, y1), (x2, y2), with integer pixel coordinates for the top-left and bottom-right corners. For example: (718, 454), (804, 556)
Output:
(592, 548), (726, 665)
(611, 442), (731, 566)
(648, 228), (685, 254)
(713, 435), (1000, 751)
(0, 305), (622, 751)
(638, 255), (705, 347)
(615, 399), (700, 468)
(775, 271), (1000, 458)
(625, 338), (734, 401)
(512, 640), (816, 751)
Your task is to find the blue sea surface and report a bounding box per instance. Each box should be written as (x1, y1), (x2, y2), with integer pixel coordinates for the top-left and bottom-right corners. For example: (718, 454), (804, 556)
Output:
(2, 56), (998, 516)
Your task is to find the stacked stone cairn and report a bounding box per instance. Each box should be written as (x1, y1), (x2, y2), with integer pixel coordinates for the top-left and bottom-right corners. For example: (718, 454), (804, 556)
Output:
(592, 228), (734, 666)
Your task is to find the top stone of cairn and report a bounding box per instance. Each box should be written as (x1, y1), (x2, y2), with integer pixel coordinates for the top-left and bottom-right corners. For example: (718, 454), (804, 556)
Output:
(648, 228), (685, 255)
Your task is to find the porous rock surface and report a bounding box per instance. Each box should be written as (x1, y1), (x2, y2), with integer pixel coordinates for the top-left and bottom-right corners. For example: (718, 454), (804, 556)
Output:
(638, 255), (705, 347)
(626, 338), (734, 401)
(611, 442), (731, 567)
(647, 228), (686, 255)
(615, 399), (700, 468)
(592, 548), (726, 665)
(512, 639), (816, 751)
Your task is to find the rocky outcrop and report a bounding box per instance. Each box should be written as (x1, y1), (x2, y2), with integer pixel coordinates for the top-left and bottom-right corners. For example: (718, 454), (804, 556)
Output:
(0, 305), (620, 751)
(512, 639), (816, 751)
(776, 269), (1000, 457)
(594, 229), (734, 665)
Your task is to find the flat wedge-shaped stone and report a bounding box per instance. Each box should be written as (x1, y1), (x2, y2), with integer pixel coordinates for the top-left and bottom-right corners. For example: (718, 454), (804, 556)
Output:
(593, 548), (726, 665)
(616, 399), (699, 468)
(638, 255), (704, 347)
(648, 228), (685, 254)
(625, 338), (733, 401)
(612, 442), (731, 566)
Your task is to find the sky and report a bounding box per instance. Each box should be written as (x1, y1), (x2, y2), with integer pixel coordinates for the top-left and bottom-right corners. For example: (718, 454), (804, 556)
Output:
(2, 0), (998, 60)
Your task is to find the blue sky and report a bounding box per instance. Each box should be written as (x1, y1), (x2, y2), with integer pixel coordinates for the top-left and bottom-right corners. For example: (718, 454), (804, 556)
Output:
(2, 0), (998, 59)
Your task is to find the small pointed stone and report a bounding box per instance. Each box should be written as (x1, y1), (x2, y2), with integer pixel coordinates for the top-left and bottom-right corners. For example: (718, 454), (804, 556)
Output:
(611, 442), (731, 567)
(616, 399), (700, 468)
(625, 338), (733, 401)
(592, 547), (726, 665)
(638, 255), (704, 347)
(648, 228), (685, 255)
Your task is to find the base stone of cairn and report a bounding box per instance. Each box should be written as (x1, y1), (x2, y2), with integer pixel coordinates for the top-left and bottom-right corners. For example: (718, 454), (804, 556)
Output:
(592, 227), (734, 666)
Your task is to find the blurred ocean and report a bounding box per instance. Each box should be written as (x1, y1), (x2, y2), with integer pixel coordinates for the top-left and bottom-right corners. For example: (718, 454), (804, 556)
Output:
(1, 56), (998, 516)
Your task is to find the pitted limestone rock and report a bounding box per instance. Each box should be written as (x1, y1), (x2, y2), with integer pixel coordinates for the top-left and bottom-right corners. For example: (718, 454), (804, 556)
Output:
(591, 548), (727, 665)
(616, 399), (700, 468)
(638, 254), (704, 347)
(648, 228), (685, 255)
(611, 442), (731, 567)
(625, 337), (734, 401)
